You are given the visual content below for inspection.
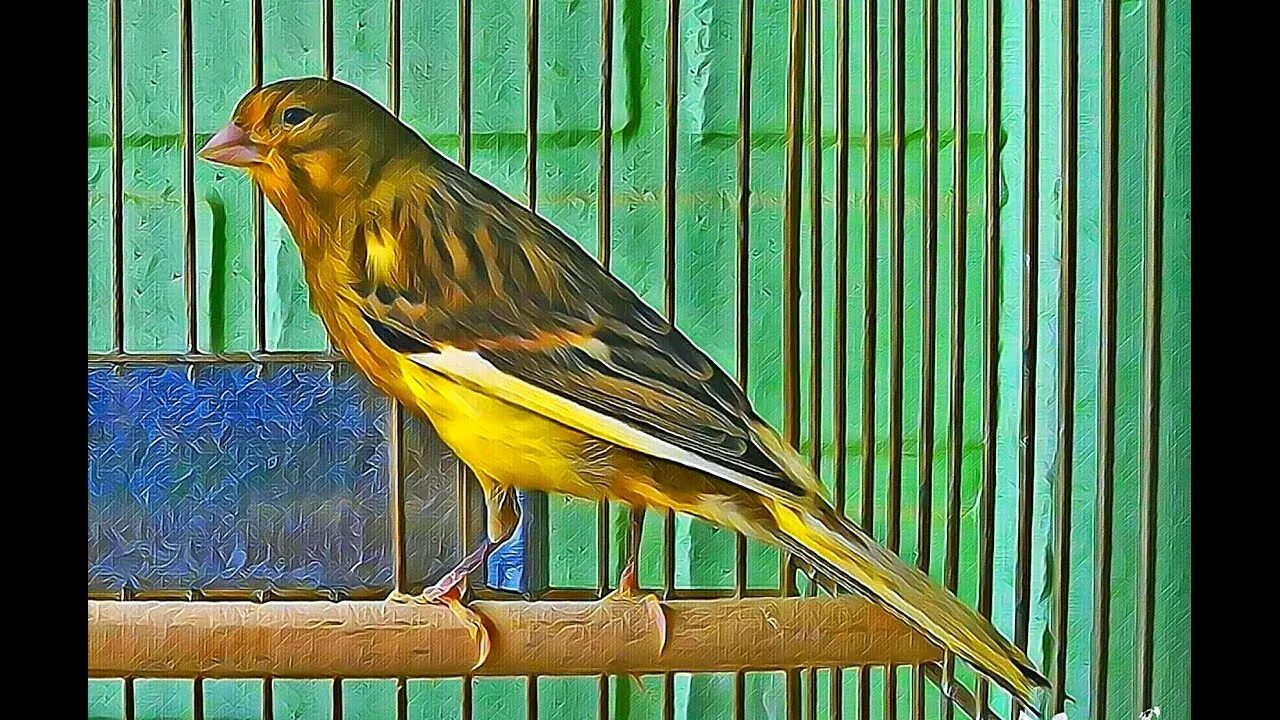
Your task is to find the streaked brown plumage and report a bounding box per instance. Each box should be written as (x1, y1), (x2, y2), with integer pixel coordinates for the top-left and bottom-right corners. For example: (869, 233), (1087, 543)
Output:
(200, 77), (1047, 705)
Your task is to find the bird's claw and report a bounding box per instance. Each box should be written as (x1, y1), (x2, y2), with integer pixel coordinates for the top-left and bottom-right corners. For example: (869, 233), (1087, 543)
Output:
(385, 586), (492, 671)
(442, 588), (492, 671)
(602, 567), (668, 655)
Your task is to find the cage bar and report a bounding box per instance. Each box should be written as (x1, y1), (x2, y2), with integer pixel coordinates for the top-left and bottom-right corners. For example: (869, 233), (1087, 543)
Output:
(323, 0), (334, 80)
(1135, 0), (1166, 713)
(526, 0), (540, 211)
(251, 0), (266, 353)
(262, 675), (273, 720)
(917, 0), (941, 584)
(733, 2), (755, 713)
(596, 4), (614, 717)
(1089, 2), (1121, 718)
(181, 0), (198, 355)
(886, 0), (907, 715)
(781, 0), (808, 717)
(735, 0), (756, 602)
(943, 1), (971, 718)
(1050, 0), (1080, 712)
(193, 675), (204, 720)
(662, 2), (682, 717)
(858, 0), (880, 717)
(806, 0), (824, 713)
(1012, 2), (1042, 718)
(459, 0), (472, 170)
(830, 0), (851, 715)
(975, 0), (1002, 711)
(388, 0), (408, 605)
(913, 0), (941, 716)
(332, 678), (342, 720)
(527, 3), (544, 716)
(110, 0), (124, 355)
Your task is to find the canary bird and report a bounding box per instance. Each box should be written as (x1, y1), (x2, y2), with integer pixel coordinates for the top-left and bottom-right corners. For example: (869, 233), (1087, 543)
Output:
(200, 78), (1047, 705)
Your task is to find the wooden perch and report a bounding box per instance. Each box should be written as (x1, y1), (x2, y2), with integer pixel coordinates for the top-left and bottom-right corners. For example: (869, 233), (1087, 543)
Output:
(89, 597), (942, 678)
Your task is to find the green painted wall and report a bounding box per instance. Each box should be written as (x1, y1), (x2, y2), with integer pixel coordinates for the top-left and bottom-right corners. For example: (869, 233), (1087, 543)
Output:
(88, 0), (1190, 718)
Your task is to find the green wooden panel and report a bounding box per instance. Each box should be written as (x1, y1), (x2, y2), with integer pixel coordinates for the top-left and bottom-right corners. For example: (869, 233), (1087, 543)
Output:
(272, 679), (333, 720)
(87, 0), (1191, 718)
(406, 678), (462, 720)
(203, 680), (262, 720)
(472, 678), (528, 720)
(89, 680), (125, 720)
(342, 680), (398, 720)
(135, 679), (195, 720)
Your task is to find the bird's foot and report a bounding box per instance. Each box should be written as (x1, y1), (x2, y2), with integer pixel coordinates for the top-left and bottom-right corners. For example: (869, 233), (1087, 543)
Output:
(601, 564), (668, 654)
(387, 581), (492, 671)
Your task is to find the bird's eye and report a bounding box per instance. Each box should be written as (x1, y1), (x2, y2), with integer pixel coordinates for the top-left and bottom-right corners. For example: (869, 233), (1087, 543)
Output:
(281, 107), (314, 128)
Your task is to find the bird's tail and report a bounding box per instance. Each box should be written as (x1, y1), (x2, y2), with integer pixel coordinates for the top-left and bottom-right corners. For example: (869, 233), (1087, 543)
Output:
(764, 495), (1048, 706)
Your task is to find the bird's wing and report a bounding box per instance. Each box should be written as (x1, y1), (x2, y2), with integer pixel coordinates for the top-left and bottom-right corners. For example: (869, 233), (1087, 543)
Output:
(349, 166), (817, 502)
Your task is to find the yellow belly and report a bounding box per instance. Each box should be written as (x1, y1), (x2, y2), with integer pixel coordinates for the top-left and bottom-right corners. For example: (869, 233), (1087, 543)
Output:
(396, 354), (611, 498)
(395, 355), (752, 530)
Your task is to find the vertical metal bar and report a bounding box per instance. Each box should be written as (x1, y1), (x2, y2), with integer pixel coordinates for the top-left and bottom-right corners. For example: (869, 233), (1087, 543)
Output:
(528, 675), (539, 720)
(456, 6), (475, 716)
(251, 0), (266, 353)
(735, 0), (755, 602)
(395, 677), (407, 720)
(599, 0), (616, 274)
(388, 13), (407, 595)
(782, 1), (807, 718)
(662, 3), (680, 719)
(461, 675), (473, 720)
(830, 0), (850, 715)
(916, 0), (940, 585)
(734, 2), (755, 715)
(181, 0), (197, 355)
(456, 466), (474, 717)
(123, 676), (135, 720)
(332, 679), (343, 720)
(389, 426), (407, 711)
(1135, 0), (1165, 713)
(975, 0), (1001, 711)
(323, 0), (334, 80)
(943, 0), (970, 718)
(808, 0), (824, 496)
(527, 0), (540, 210)
(387, 0), (408, 636)
(858, 0), (878, 542)
(1050, 0), (1079, 712)
(887, 0), (906, 561)
(459, 0), (472, 170)
(806, 0), (823, 714)
(913, 0), (940, 716)
(886, 0), (906, 715)
(1089, 2), (1120, 718)
(598, 13), (614, 720)
(110, 0), (124, 355)
(663, 0), (681, 335)
(1013, 2), (1041, 718)
(526, 6), (543, 719)
(858, 0), (878, 716)
(783, 2), (806, 456)
(192, 677), (203, 720)
(389, 0), (401, 116)
(263, 677), (274, 720)
(832, 0), (850, 545)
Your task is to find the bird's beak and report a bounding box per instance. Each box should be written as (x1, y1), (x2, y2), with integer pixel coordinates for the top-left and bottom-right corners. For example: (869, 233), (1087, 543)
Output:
(198, 123), (263, 167)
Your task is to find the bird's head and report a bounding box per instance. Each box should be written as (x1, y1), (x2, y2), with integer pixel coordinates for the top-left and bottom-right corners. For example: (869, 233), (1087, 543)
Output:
(199, 78), (417, 218)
